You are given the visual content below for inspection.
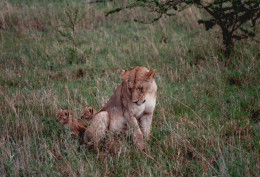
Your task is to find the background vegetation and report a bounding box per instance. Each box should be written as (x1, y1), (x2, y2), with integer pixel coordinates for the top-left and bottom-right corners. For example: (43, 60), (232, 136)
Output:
(0, 0), (259, 176)
(107, 0), (260, 57)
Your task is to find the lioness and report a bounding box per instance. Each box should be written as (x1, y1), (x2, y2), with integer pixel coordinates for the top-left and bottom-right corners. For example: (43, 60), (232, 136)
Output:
(56, 110), (88, 137)
(81, 106), (98, 120)
(84, 66), (157, 149)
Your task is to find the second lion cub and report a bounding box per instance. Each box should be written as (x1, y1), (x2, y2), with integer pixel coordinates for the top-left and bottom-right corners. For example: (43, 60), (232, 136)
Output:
(81, 106), (98, 120)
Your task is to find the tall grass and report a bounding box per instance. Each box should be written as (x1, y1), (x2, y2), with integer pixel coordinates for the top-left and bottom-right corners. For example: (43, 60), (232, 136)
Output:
(0, 0), (259, 176)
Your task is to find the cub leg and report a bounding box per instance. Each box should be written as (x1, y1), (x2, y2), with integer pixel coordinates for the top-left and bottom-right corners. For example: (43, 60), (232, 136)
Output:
(83, 111), (109, 147)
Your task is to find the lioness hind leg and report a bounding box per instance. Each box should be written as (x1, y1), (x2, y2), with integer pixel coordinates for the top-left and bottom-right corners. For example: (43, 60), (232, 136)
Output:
(83, 111), (109, 147)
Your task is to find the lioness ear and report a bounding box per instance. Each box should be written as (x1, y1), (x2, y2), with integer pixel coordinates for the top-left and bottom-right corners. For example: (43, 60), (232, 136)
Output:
(120, 69), (130, 81)
(146, 69), (156, 80)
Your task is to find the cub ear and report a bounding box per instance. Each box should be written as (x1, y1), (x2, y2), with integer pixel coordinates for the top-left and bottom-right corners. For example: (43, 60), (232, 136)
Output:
(119, 69), (130, 81)
(56, 109), (62, 118)
(146, 69), (156, 80)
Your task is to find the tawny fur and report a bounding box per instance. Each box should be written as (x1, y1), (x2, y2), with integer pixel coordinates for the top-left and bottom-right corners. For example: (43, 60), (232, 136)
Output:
(56, 110), (88, 137)
(84, 66), (157, 149)
(81, 106), (98, 120)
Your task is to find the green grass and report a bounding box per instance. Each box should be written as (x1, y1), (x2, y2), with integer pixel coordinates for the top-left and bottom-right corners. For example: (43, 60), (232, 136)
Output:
(0, 0), (259, 176)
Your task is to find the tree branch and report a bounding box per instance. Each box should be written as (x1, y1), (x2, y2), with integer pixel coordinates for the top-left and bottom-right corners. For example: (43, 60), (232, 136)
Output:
(232, 7), (260, 32)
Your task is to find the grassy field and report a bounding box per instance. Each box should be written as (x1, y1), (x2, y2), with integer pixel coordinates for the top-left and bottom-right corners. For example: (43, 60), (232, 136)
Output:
(0, 0), (259, 176)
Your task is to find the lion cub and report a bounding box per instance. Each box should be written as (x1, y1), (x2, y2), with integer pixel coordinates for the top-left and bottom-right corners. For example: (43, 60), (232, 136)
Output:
(56, 109), (88, 137)
(81, 106), (98, 120)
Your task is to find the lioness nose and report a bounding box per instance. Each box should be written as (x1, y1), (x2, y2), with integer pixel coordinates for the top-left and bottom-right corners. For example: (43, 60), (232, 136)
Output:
(133, 101), (138, 104)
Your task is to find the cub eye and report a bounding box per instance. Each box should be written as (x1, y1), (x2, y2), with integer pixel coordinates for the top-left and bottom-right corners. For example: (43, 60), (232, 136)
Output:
(129, 88), (132, 93)
(65, 112), (68, 116)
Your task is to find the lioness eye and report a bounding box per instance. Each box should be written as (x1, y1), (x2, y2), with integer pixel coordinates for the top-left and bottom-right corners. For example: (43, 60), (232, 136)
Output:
(129, 88), (132, 93)
(138, 87), (143, 92)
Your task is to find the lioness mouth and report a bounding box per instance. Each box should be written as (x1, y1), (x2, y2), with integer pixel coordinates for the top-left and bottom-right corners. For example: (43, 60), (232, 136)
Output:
(134, 100), (146, 105)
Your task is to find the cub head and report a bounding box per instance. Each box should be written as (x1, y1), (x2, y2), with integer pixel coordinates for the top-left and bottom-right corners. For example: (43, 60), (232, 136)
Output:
(120, 66), (156, 105)
(56, 109), (70, 124)
(81, 107), (97, 120)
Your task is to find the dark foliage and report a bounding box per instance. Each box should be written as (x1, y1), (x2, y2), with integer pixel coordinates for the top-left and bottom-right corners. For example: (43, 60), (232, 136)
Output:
(107, 0), (260, 57)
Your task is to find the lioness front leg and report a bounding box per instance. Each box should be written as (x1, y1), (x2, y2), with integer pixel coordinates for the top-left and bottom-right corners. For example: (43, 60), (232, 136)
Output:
(126, 116), (145, 149)
(140, 113), (153, 141)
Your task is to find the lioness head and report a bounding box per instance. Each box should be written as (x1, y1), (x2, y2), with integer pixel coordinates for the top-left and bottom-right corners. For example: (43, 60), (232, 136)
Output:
(81, 107), (97, 120)
(56, 109), (70, 124)
(120, 66), (156, 105)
